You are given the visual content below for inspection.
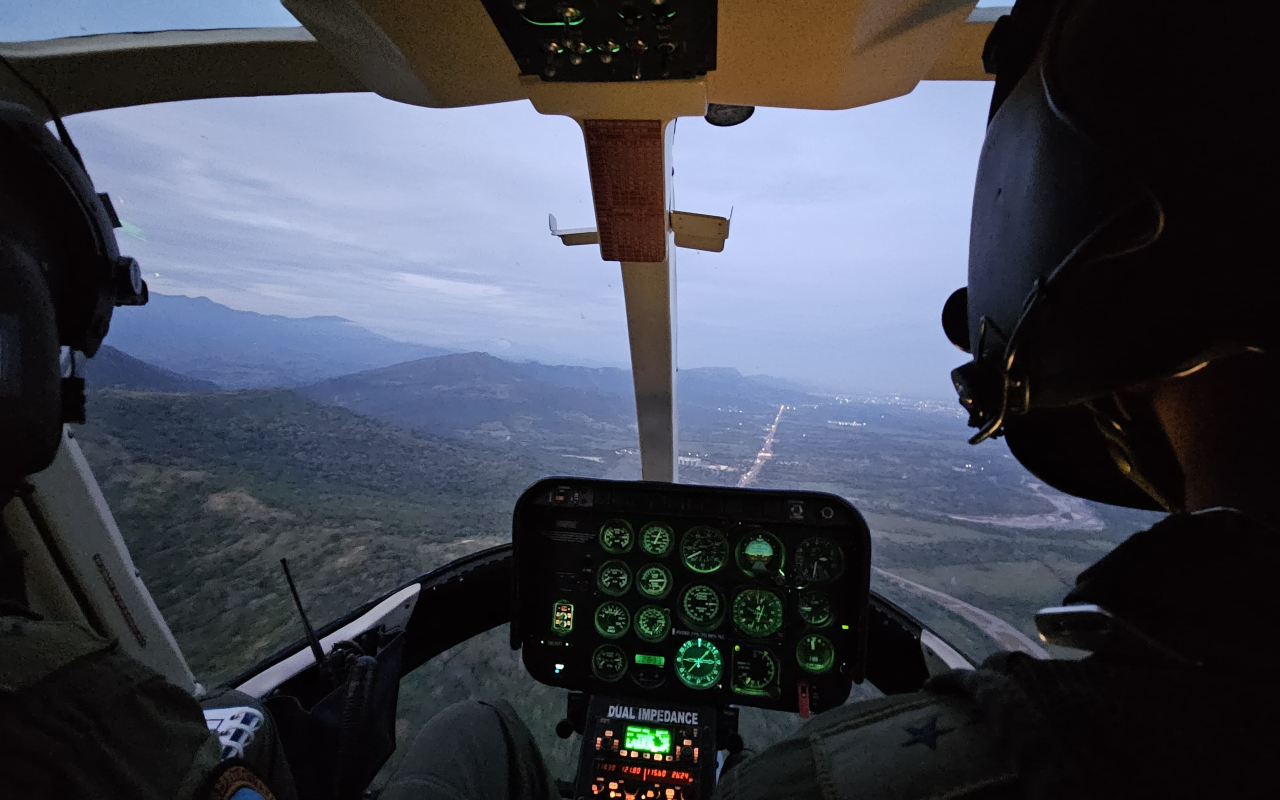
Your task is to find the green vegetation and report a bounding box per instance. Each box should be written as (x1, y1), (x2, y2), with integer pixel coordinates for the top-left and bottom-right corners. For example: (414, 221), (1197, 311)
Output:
(76, 387), (574, 685)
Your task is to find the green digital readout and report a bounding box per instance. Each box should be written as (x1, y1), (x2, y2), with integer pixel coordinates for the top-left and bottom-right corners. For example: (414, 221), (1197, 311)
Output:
(624, 725), (672, 754)
(635, 653), (666, 667)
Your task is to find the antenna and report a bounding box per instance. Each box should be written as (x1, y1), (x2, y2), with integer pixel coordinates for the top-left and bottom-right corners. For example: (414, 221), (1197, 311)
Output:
(280, 558), (327, 671)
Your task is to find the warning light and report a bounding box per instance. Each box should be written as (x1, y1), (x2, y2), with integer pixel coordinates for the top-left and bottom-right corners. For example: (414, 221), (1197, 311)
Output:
(553, 601), (574, 635)
(554, 663), (565, 674)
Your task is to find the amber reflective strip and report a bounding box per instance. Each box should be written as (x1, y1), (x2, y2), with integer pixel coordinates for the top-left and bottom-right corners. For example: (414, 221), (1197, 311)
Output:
(583, 119), (667, 263)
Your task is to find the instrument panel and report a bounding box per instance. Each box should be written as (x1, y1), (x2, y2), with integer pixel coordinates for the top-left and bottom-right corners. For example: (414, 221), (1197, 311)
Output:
(512, 478), (871, 713)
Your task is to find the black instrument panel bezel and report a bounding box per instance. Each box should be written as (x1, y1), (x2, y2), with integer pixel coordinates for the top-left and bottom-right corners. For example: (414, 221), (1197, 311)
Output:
(512, 478), (871, 713)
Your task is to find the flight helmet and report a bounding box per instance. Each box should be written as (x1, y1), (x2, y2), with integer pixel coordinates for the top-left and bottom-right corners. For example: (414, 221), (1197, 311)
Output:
(0, 96), (147, 496)
(941, 0), (1278, 511)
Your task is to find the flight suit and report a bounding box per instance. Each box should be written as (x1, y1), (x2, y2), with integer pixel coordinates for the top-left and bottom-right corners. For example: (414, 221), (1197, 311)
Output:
(717, 509), (1280, 800)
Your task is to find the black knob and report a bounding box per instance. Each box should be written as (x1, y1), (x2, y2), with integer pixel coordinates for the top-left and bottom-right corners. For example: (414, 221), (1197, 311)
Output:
(556, 718), (575, 739)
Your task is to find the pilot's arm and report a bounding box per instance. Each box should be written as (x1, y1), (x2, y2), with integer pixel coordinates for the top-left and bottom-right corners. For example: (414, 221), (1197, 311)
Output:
(715, 681), (1018, 800)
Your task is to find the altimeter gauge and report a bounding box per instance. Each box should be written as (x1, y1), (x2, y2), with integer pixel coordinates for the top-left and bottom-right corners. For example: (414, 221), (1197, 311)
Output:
(640, 522), (674, 556)
(797, 590), (833, 628)
(594, 600), (631, 638)
(793, 537), (845, 585)
(681, 526), (728, 574)
(679, 583), (724, 630)
(592, 644), (627, 682)
(675, 638), (722, 690)
(735, 529), (785, 578)
(636, 563), (673, 599)
(596, 559), (632, 596)
(599, 519), (634, 554)
(634, 605), (671, 643)
(732, 646), (779, 696)
(796, 633), (836, 674)
(732, 588), (784, 637)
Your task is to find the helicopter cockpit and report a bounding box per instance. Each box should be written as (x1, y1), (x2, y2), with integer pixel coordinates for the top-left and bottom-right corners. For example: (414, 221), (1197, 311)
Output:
(2, 1), (1101, 798)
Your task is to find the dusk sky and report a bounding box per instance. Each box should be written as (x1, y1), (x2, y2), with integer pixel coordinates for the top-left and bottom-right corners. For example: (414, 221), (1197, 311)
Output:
(11, 2), (999, 400)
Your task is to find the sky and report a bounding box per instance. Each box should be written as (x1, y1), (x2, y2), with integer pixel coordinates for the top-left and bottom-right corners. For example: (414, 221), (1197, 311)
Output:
(11, 3), (997, 401)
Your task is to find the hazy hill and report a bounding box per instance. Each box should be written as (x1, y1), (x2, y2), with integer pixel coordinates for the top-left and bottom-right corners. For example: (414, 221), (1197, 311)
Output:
(298, 351), (637, 440)
(84, 345), (221, 392)
(104, 293), (453, 389)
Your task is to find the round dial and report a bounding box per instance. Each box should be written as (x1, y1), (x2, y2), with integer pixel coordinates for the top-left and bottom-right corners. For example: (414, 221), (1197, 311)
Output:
(796, 633), (836, 674)
(634, 605), (671, 643)
(675, 638), (723, 690)
(592, 644), (627, 682)
(798, 591), (833, 628)
(679, 584), (724, 630)
(735, 530), (785, 577)
(794, 537), (845, 585)
(640, 522), (674, 556)
(594, 600), (631, 638)
(636, 564), (673, 599)
(732, 588), (785, 637)
(596, 559), (632, 596)
(681, 526), (728, 574)
(598, 520), (634, 554)
(732, 646), (778, 696)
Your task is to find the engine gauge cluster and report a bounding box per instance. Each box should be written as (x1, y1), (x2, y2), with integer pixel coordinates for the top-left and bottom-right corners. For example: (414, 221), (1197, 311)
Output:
(513, 478), (871, 713)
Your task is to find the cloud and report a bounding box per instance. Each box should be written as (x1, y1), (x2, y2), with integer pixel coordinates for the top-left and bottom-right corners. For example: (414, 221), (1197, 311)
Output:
(66, 80), (993, 398)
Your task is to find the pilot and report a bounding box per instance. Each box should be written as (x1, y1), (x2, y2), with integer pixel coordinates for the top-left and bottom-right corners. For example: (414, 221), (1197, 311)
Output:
(394, 0), (1280, 798)
(0, 100), (296, 800)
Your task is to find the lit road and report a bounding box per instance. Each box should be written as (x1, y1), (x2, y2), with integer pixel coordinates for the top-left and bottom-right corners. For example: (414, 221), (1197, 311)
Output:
(738, 404), (785, 487)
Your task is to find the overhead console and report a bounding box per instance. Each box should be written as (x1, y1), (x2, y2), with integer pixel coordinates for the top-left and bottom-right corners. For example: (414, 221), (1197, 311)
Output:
(478, 0), (718, 82)
(512, 478), (871, 715)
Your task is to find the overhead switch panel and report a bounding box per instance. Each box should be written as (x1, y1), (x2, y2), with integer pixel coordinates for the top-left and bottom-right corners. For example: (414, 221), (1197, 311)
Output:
(479, 0), (717, 82)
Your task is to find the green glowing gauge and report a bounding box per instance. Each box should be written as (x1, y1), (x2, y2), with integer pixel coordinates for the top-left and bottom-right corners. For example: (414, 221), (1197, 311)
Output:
(636, 563), (673, 599)
(599, 519), (634, 554)
(635, 605), (671, 643)
(798, 591), (833, 628)
(592, 644), (627, 682)
(794, 537), (845, 585)
(732, 646), (778, 696)
(640, 522), (674, 556)
(735, 529), (785, 577)
(596, 559), (632, 596)
(679, 584), (724, 630)
(594, 600), (631, 639)
(681, 526), (728, 574)
(796, 633), (836, 674)
(793, 588), (834, 627)
(675, 638), (722, 690)
(551, 600), (574, 635)
(732, 588), (785, 637)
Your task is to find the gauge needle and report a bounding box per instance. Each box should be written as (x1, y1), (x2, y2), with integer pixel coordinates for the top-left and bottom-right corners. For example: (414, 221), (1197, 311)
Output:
(688, 550), (702, 559)
(754, 605), (764, 622)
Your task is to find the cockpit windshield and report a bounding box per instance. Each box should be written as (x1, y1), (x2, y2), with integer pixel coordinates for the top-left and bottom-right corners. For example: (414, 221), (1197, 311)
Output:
(3, 1), (299, 42)
(62, 79), (1159, 780)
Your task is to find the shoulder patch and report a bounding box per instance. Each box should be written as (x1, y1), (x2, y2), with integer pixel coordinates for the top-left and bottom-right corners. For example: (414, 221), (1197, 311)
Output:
(203, 762), (276, 800)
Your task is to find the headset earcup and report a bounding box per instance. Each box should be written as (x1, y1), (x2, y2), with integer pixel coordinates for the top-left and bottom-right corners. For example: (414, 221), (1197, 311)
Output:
(0, 238), (62, 496)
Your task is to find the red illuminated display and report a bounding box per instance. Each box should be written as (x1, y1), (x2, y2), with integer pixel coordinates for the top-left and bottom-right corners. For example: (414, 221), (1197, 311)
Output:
(616, 765), (694, 785)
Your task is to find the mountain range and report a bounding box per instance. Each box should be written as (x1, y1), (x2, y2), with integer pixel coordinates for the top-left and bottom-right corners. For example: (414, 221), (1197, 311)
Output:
(104, 293), (454, 389)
